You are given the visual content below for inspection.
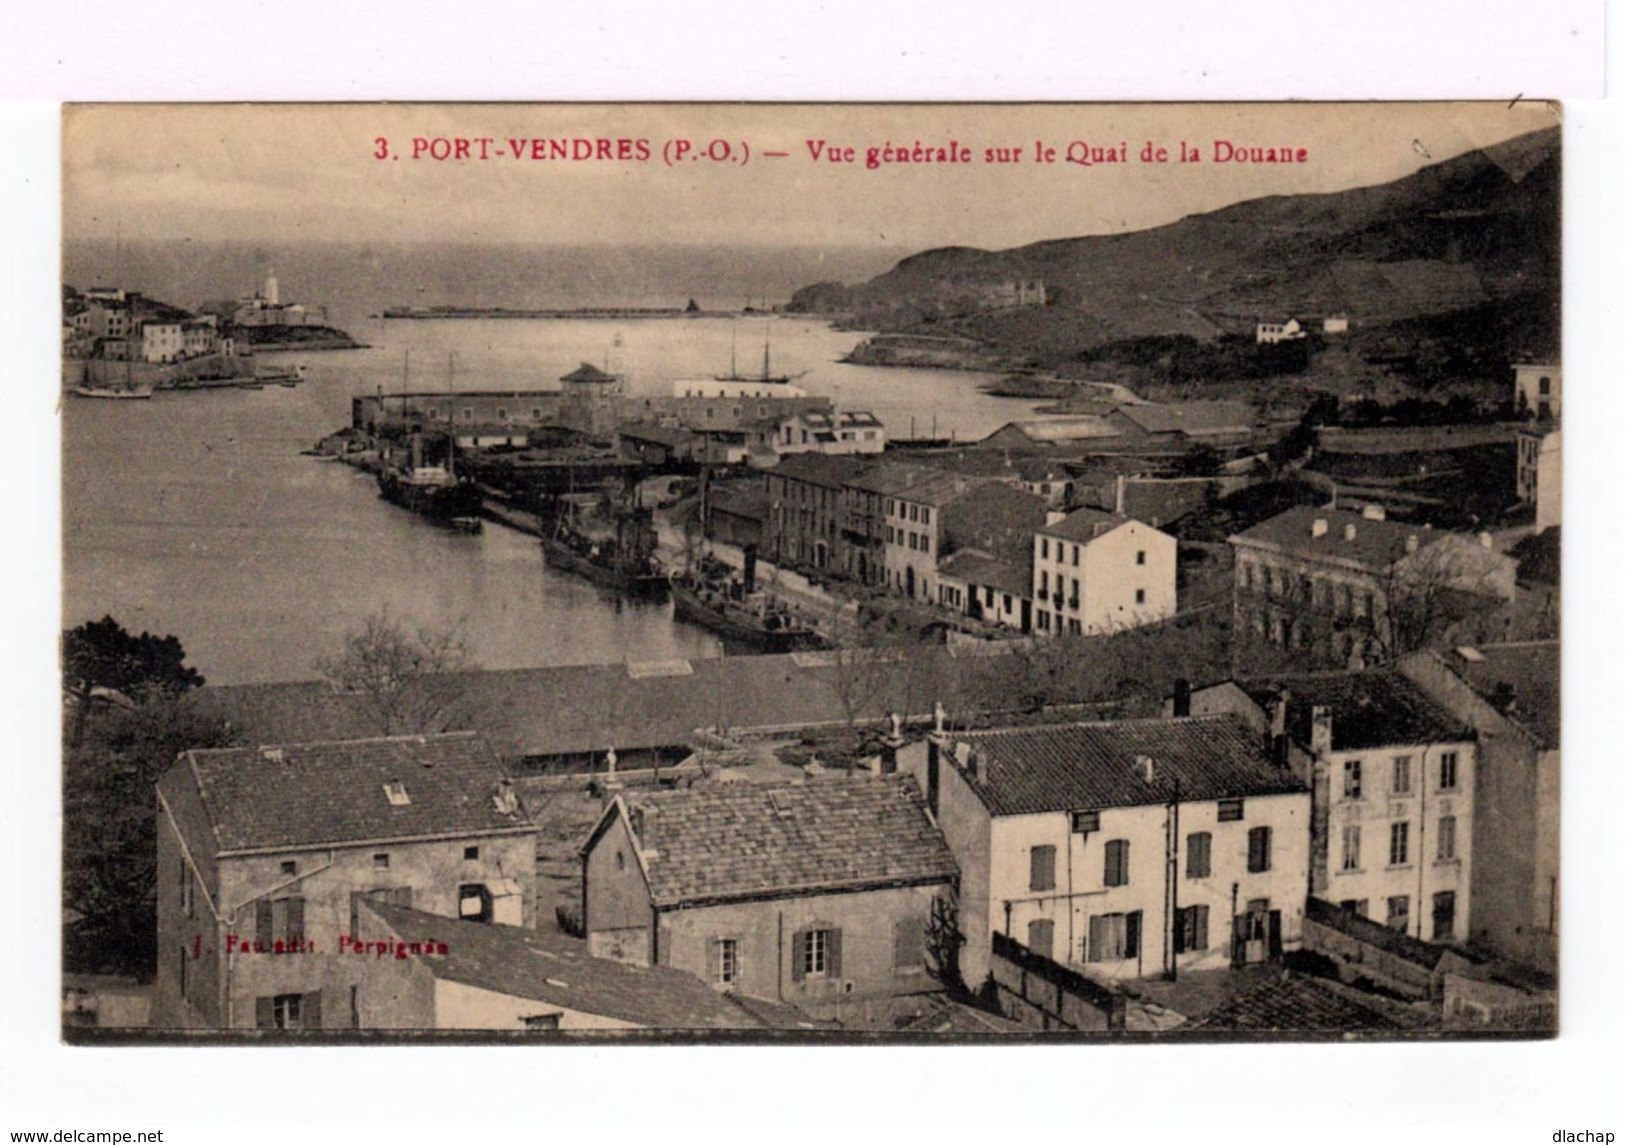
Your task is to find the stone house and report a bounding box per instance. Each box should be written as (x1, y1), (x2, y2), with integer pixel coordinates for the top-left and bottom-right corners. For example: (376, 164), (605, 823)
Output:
(153, 732), (536, 1031)
(1032, 508), (1178, 636)
(580, 775), (958, 1020)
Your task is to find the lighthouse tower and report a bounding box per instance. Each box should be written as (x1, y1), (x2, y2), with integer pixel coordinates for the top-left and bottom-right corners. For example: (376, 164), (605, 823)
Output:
(263, 270), (280, 306)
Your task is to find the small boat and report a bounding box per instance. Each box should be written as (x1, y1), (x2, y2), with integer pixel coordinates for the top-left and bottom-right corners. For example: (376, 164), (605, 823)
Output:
(258, 363), (306, 387)
(72, 381), (154, 400)
(668, 569), (823, 651)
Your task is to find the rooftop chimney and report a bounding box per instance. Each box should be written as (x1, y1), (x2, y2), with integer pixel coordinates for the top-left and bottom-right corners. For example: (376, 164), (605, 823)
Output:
(1309, 705), (1333, 757)
(1405, 534), (1420, 554)
(1311, 518), (1329, 538)
(1136, 755), (1156, 784)
(1172, 678), (1192, 718)
(1362, 504), (1386, 521)
(1045, 510), (1066, 527)
(1342, 523), (1358, 542)
(1479, 532), (1494, 550)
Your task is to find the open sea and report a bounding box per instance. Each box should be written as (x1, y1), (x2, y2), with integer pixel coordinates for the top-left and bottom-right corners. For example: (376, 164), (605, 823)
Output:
(61, 240), (1059, 684)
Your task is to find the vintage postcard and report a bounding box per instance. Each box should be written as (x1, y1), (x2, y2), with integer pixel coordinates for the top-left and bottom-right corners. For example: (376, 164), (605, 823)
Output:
(59, 102), (1560, 1041)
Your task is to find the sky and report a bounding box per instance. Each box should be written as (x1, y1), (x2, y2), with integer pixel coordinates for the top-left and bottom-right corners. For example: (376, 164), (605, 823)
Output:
(63, 102), (1558, 253)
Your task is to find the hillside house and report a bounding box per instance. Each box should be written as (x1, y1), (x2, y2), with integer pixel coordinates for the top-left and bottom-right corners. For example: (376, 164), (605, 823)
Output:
(581, 775), (958, 1020)
(899, 714), (1311, 986)
(153, 733), (536, 1031)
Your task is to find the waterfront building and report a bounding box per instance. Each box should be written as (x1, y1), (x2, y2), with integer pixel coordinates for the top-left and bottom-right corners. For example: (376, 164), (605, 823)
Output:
(1032, 508), (1177, 636)
(881, 473), (1047, 606)
(774, 409), (886, 457)
(899, 715), (1311, 986)
(153, 732), (536, 1030)
(763, 452), (873, 573)
(581, 775), (957, 1020)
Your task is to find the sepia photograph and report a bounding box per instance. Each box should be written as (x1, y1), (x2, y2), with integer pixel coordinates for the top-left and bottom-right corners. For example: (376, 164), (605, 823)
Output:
(57, 101), (1562, 1043)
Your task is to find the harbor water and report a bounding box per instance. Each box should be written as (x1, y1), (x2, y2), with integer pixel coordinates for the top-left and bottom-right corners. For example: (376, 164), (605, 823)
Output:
(63, 315), (1059, 684)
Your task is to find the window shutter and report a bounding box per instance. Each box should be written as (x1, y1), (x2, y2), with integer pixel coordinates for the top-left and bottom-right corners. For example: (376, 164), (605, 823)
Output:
(1105, 839), (1129, 886)
(255, 900), (273, 947)
(790, 931), (807, 982)
(1086, 915), (1105, 963)
(303, 989), (322, 1030)
(254, 996), (274, 1030)
(1194, 905), (1209, 952)
(1027, 918), (1054, 960)
(1173, 909), (1187, 955)
(286, 896), (305, 942)
(827, 929), (843, 979)
(1125, 911), (1142, 959)
(894, 918), (924, 969)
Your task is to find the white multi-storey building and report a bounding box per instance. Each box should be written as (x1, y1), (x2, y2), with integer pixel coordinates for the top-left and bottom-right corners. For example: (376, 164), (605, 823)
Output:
(1032, 509), (1177, 636)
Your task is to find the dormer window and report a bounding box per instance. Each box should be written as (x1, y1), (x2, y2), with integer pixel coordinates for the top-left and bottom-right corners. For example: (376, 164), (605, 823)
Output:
(383, 781), (411, 806)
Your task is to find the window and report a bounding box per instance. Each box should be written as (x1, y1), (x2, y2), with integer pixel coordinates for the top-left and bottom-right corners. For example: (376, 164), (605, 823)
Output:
(1029, 845), (1057, 891)
(1069, 809), (1100, 834)
(1040, 537), (1049, 560)
(280, 860), (297, 876)
(1026, 918), (1055, 960)
(256, 991), (321, 1030)
(1217, 799), (1244, 822)
(1071, 545), (1079, 567)
(1432, 891), (1457, 942)
(1392, 756), (1412, 796)
(522, 1014), (562, 1030)
(255, 896), (305, 947)
(459, 883), (494, 924)
(1389, 821), (1410, 866)
(179, 858), (195, 919)
(1341, 826), (1361, 871)
(1247, 826), (1272, 873)
(373, 853), (390, 870)
(1339, 899), (1369, 918)
(795, 928), (837, 980)
(1136, 550), (1146, 566)
(1174, 904), (1209, 953)
(1104, 839), (1130, 887)
(712, 937), (740, 986)
(893, 917), (926, 971)
(1135, 589), (1146, 604)
(1437, 815), (1457, 861)
(1185, 832), (1212, 879)
(1086, 911), (1142, 962)
(1344, 760), (1362, 799)
(1439, 751), (1459, 791)
(1386, 895), (1410, 932)
(464, 846), (480, 861)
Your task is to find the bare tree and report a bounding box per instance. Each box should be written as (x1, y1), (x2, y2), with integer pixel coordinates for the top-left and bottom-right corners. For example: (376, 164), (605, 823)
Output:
(316, 609), (481, 736)
(1371, 538), (1513, 663)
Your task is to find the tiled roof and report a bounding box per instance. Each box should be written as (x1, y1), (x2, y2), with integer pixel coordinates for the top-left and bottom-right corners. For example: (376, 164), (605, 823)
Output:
(616, 775), (957, 908)
(167, 732), (532, 855)
(1039, 507), (1133, 543)
(1440, 641), (1560, 749)
(938, 550), (1031, 598)
(1229, 506), (1447, 569)
(362, 903), (794, 1030)
(768, 452), (872, 489)
(896, 471), (976, 508)
(1238, 669), (1472, 752)
(560, 363), (618, 384)
(197, 646), (1052, 762)
(707, 481), (769, 521)
(1188, 969), (1412, 1033)
(1113, 401), (1256, 436)
(947, 715), (1306, 817)
(847, 462), (936, 496)
(618, 422), (693, 448)
(988, 419), (1122, 444)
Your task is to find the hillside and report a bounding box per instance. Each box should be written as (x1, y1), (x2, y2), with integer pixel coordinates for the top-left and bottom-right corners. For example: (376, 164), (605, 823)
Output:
(794, 127), (1559, 381)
